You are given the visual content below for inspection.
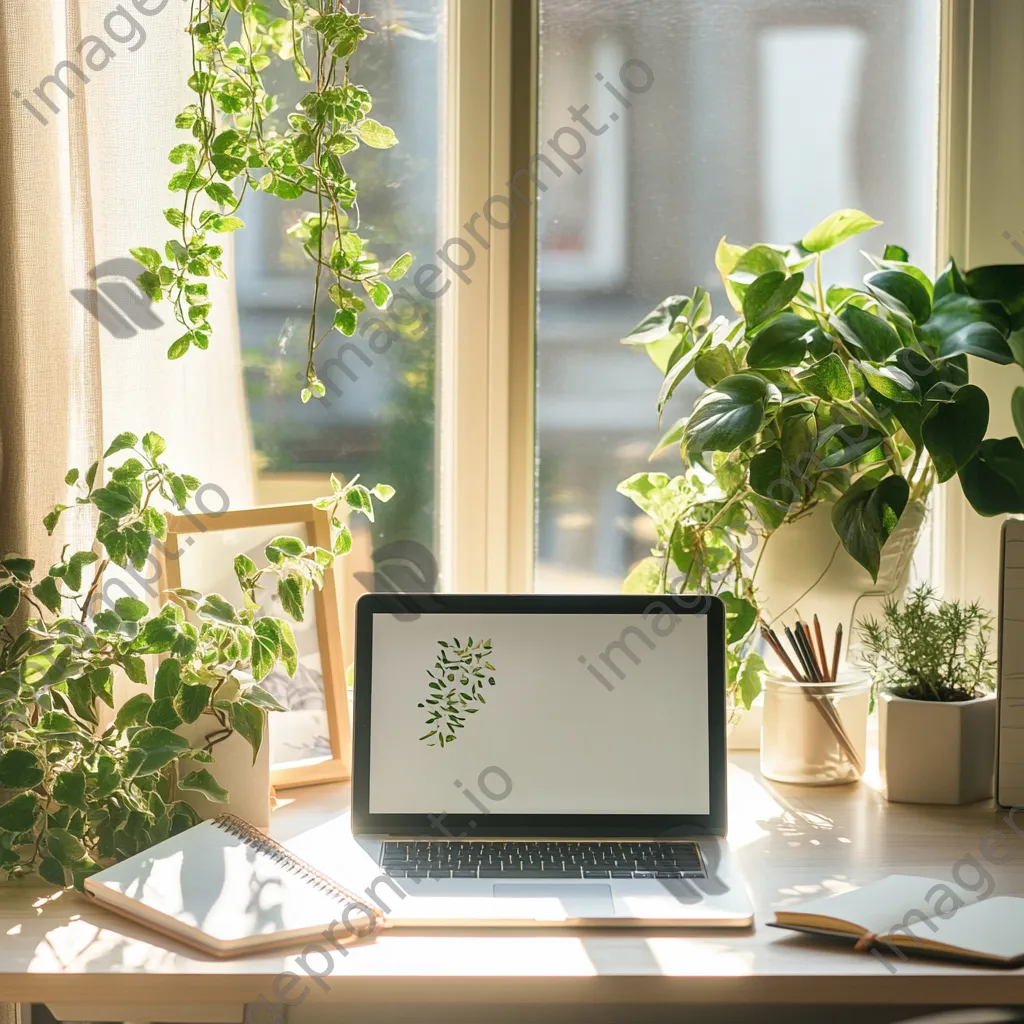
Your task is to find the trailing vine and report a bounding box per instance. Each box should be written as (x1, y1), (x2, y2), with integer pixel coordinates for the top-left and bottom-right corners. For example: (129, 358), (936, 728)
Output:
(131, 0), (412, 402)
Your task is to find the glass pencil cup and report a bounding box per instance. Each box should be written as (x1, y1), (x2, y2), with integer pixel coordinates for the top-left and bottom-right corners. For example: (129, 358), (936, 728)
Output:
(760, 671), (870, 785)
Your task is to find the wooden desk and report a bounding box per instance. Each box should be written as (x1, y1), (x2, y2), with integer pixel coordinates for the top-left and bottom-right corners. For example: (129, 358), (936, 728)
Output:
(3, 756), (1024, 1024)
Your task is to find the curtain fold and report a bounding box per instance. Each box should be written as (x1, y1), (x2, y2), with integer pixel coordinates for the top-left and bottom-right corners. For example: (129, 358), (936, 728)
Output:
(0, 0), (255, 572)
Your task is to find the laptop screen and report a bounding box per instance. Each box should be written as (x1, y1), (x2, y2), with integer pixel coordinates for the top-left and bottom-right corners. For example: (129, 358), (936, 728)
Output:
(367, 610), (710, 816)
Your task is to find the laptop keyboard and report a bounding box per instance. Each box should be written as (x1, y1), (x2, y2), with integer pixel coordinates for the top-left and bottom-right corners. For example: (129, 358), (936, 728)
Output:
(380, 840), (706, 879)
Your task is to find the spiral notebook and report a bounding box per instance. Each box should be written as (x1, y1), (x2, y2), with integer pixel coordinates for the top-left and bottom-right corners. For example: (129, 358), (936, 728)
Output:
(83, 815), (385, 957)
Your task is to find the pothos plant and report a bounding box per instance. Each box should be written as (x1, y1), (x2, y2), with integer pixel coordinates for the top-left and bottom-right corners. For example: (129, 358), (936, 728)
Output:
(0, 430), (390, 888)
(131, 0), (412, 402)
(618, 208), (1024, 713)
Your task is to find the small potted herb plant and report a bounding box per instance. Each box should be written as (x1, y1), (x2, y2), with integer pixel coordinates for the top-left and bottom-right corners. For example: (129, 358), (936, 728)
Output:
(857, 584), (996, 804)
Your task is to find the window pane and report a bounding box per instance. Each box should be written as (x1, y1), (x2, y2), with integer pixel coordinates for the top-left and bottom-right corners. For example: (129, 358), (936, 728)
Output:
(534, 0), (939, 592)
(237, 2), (445, 653)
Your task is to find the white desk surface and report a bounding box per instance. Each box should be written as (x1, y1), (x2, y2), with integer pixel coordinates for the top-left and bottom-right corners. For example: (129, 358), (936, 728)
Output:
(3, 755), (1024, 1020)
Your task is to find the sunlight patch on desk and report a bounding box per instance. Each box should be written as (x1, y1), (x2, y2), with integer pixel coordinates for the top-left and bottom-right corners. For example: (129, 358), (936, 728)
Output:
(644, 937), (756, 976)
(725, 761), (786, 849)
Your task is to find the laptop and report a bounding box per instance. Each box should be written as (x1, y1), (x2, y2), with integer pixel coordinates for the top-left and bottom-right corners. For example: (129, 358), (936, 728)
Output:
(349, 592), (754, 927)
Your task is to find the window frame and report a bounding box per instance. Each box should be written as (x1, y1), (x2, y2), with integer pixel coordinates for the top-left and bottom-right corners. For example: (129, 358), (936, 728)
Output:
(444, 0), (1020, 607)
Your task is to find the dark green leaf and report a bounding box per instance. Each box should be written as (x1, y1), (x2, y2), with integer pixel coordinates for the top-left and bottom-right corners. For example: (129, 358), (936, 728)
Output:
(38, 856), (66, 888)
(229, 701), (265, 764)
(684, 374), (782, 455)
(2, 556), (35, 581)
(154, 658), (182, 700)
(125, 726), (190, 777)
(174, 682), (212, 724)
(45, 827), (86, 868)
(0, 584), (19, 618)
(147, 697), (183, 730)
(0, 792), (40, 833)
(921, 384), (989, 482)
(831, 474), (910, 580)
(63, 551), (99, 592)
(52, 771), (88, 813)
(122, 653), (147, 685)
(883, 244), (909, 262)
(865, 269), (932, 324)
(742, 271), (804, 328)
(794, 353), (853, 401)
(745, 313), (809, 369)
(115, 692), (153, 729)
(0, 749), (43, 791)
(936, 321), (1014, 364)
(721, 591), (758, 644)
(31, 576), (62, 614)
(963, 264), (1024, 331)
(1013, 387), (1024, 446)
(958, 437), (1024, 516)
(748, 447), (793, 507)
(857, 362), (921, 404)
(836, 305), (901, 361)
(819, 428), (884, 469)
(91, 484), (137, 519)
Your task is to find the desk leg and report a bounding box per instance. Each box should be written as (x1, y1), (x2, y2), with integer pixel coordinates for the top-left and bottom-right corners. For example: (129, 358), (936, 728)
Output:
(46, 1005), (244, 1024)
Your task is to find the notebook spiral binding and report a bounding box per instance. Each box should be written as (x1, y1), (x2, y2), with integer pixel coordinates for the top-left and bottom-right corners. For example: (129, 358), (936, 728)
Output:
(213, 814), (384, 934)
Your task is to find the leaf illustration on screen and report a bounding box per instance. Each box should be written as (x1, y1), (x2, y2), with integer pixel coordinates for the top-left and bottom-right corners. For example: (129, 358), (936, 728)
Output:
(417, 637), (496, 747)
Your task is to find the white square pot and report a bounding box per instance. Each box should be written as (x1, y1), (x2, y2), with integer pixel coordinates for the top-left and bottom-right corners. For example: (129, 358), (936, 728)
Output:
(177, 715), (271, 829)
(878, 692), (996, 804)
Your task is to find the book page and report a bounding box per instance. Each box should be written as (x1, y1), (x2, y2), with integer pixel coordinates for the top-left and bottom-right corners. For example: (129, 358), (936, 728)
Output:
(86, 820), (367, 943)
(776, 874), (979, 934)
(902, 896), (1024, 960)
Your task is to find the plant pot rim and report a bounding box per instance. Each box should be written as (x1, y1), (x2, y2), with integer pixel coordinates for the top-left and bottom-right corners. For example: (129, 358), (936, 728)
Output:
(880, 691), (995, 706)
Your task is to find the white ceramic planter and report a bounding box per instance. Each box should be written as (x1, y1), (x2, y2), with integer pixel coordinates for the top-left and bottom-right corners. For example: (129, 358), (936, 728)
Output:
(756, 500), (926, 643)
(177, 714), (271, 829)
(878, 692), (996, 804)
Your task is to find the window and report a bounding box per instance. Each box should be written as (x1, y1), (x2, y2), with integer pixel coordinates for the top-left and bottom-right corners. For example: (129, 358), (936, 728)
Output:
(533, 0), (940, 592)
(236, 0), (445, 652)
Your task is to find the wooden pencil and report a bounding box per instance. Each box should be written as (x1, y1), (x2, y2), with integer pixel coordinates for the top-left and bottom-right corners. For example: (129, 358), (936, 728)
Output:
(830, 623), (843, 683)
(812, 615), (830, 681)
(761, 625), (805, 682)
(785, 625), (815, 681)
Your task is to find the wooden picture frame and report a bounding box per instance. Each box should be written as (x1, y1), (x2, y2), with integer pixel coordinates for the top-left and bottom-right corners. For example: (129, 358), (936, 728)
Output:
(162, 503), (350, 788)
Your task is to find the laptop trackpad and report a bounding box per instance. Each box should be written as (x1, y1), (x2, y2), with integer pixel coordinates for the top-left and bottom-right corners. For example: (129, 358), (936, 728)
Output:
(493, 883), (614, 917)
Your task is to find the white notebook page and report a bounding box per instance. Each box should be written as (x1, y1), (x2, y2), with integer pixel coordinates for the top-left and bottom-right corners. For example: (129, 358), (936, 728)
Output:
(778, 874), (983, 934)
(86, 819), (361, 942)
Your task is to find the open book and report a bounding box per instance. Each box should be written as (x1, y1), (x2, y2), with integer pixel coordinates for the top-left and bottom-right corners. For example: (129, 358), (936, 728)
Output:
(771, 874), (1024, 967)
(84, 815), (386, 957)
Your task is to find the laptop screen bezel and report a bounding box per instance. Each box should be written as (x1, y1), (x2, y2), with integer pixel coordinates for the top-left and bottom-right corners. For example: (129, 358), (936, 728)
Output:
(351, 593), (727, 837)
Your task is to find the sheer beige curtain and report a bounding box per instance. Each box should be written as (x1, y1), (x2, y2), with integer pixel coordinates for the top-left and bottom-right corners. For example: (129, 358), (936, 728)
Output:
(0, 7), (253, 1009)
(0, 0), (254, 571)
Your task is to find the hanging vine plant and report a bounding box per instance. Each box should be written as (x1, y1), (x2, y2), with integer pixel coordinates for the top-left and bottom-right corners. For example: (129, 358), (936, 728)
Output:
(131, 0), (412, 402)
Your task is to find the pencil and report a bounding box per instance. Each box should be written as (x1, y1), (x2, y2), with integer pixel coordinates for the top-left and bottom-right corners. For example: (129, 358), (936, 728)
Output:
(831, 623), (843, 682)
(813, 615), (830, 682)
(785, 625), (815, 681)
(761, 625), (805, 682)
(795, 622), (822, 682)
